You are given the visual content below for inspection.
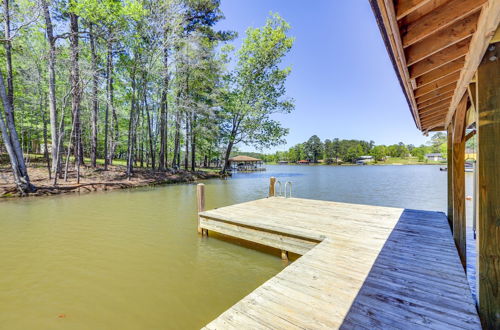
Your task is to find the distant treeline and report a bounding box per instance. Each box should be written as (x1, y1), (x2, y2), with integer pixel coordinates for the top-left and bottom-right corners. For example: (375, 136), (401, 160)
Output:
(240, 133), (459, 164)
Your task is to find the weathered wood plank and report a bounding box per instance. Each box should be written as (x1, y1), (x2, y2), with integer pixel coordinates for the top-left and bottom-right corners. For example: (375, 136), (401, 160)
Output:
(409, 37), (471, 78)
(477, 40), (500, 330)
(452, 112), (467, 269)
(199, 198), (480, 329)
(406, 11), (480, 65)
(401, 0), (485, 47)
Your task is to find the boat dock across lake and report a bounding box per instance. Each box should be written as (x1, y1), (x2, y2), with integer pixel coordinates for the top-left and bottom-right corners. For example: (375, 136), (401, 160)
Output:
(196, 184), (480, 329)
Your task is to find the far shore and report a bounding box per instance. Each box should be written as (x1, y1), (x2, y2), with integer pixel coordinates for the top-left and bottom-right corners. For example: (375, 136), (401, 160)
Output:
(265, 159), (446, 166)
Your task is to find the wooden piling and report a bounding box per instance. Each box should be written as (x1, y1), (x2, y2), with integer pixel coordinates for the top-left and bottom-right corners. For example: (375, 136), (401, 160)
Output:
(477, 41), (500, 329)
(269, 177), (276, 197)
(197, 183), (207, 236)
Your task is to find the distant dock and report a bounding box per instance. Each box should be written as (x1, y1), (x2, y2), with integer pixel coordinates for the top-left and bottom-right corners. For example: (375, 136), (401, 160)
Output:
(197, 192), (480, 328)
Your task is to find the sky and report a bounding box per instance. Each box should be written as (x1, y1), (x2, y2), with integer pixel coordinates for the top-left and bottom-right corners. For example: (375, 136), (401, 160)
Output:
(215, 0), (429, 152)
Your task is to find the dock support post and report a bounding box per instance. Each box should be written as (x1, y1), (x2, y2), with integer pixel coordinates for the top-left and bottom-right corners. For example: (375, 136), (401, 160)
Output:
(477, 40), (500, 330)
(269, 177), (276, 197)
(197, 183), (207, 236)
(447, 125), (453, 231)
(281, 250), (288, 261)
(451, 95), (468, 270)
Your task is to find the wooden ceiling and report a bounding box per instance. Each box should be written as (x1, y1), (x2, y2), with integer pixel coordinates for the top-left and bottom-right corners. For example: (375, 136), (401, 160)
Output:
(370, 0), (500, 132)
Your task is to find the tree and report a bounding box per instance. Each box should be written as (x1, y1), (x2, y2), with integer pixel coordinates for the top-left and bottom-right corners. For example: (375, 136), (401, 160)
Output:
(370, 145), (387, 161)
(345, 144), (363, 163)
(219, 14), (294, 173)
(305, 135), (322, 162)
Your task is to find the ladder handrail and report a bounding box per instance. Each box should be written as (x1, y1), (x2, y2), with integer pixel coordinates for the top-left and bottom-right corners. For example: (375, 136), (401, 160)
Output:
(284, 181), (292, 198)
(274, 180), (283, 197)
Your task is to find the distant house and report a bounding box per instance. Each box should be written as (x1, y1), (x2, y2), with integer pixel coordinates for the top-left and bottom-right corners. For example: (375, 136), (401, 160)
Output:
(297, 160), (310, 165)
(356, 155), (374, 165)
(425, 153), (445, 161)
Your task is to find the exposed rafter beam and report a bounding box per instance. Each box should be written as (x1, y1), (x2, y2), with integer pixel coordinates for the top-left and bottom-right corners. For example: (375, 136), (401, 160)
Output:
(374, 0), (422, 128)
(414, 71), (461, 98)
(419, 97), (452, 112)
(445, 1), (500, 127)
(409, 37), (471, 78)
(416, 57), (465, 87)
(406, 11), (480, 65)
(402, 0), (487, 47)
(452, 94), (469, 142)
(416, 82), (457, 103)
(417, 91), (454, 108)
(396, 0), (433, 20)
(420, 103), (450, 117)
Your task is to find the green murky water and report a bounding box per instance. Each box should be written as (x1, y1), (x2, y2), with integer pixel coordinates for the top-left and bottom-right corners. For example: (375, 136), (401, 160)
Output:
(1, 164), (472, 329)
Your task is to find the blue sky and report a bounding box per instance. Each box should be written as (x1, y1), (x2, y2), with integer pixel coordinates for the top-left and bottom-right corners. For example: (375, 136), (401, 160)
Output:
(216, 1), (429, 152)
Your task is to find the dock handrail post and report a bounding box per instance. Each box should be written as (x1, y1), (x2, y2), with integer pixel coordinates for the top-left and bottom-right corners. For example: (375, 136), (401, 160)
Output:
(197, 183), (207, 236)
(269, 177), (276, 197)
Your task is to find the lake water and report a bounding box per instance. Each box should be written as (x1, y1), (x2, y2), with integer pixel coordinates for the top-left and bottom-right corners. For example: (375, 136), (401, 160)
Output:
(0, 164), (475, 329)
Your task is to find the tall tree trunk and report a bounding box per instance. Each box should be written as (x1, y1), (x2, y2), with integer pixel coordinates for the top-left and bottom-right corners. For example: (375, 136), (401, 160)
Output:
(41, 0), (60, 176)
(126, 65), (137, 178)
(89, 22), (98, 168)
(0, 69), (34, 194)
(41, 94), (51, 179)
(158, 46), (168, 171)
(184, 113), (189, 171)
(143, 75), (155, 170)
(69, 13), (81, 183)
(190, 113), (196, 171)
(3, 0), (13, 114)
(104, 39), (113, 170)
(221, 139), (234, 174)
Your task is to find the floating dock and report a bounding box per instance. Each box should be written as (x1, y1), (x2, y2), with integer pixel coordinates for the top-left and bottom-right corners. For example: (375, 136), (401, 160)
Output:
(198, 197), (480, 329)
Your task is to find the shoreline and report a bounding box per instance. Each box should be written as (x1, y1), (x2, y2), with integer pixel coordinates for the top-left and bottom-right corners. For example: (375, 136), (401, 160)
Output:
(0, 165), (222, 198)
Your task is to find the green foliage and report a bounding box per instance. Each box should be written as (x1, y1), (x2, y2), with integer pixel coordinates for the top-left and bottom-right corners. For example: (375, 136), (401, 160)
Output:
(218, 13), (294, 165)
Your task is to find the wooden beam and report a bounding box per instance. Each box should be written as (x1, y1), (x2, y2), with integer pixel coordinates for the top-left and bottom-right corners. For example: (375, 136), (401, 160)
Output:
(416, 57), (465, 88)
(447, 126), (453, 230)
(406, 11), (480, 65)
(419, 96), (452, 112)
(402, 0), (486, 47)
(197, 183), (207, 236)
(420, 108), (449, 121)
(420, 101), (451, 115)
(468, 82), (477, 110)
(421, 115), (446, 126)
(444, 0), (500, 127)
(490, 23), (500, 43)
(415, 82), (457, 103)
(417, 91), (454, 108)
(477, 40), (500, 330)
(269, 177), (276, 197)
(465, 129), (476, 141)
(396, 0), (433, 20)
(375, 0), (422, 128)
(453, 94), (469, 143)
(451, 112), (466, 270)
(409, 37), (471, 78)
(414, 71), (461, 98)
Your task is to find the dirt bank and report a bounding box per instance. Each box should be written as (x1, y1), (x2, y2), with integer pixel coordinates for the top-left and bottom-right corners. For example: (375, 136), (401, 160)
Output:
(0, 164), (222, 198)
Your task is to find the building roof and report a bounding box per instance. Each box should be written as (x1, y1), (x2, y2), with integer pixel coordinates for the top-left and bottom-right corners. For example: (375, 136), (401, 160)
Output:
(369, 0), (500, 133)
(228, 155), (262, 162)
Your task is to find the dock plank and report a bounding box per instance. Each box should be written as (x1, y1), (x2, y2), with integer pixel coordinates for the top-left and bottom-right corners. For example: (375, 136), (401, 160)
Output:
(199, 197), (480, 329)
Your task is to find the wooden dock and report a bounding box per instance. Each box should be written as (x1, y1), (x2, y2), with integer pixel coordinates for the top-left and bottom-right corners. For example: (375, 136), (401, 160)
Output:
(198, 197), (480, 329)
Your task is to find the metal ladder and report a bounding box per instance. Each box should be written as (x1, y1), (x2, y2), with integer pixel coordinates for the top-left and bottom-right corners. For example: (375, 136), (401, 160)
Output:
(274, 180), (292, 198)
